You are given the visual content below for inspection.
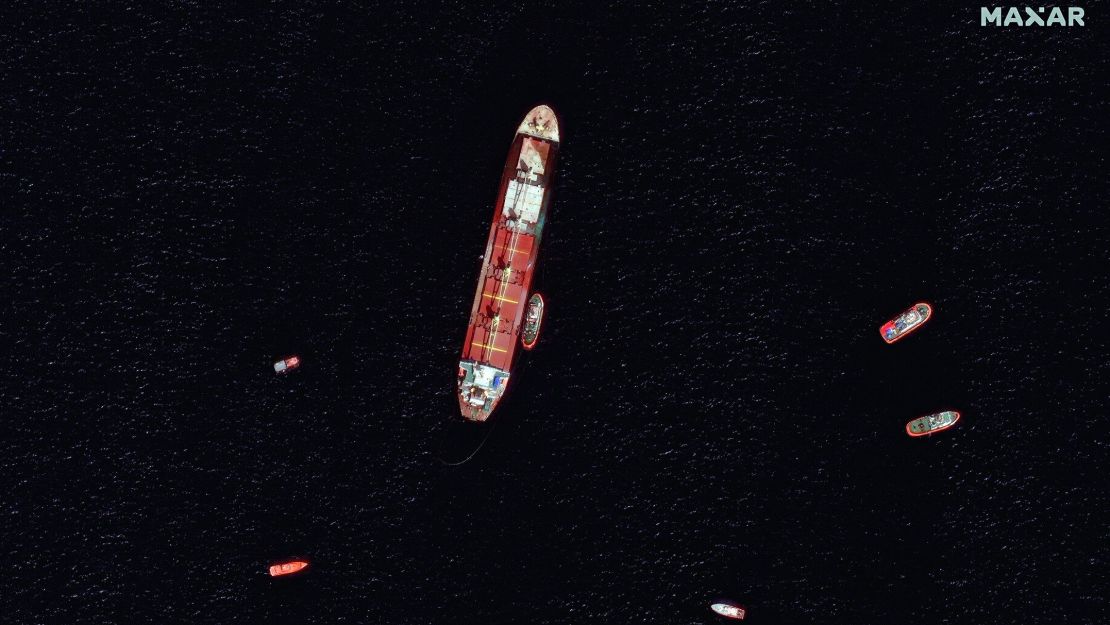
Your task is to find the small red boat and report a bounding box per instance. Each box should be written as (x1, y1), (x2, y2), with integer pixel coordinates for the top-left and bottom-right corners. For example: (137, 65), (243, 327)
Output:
(906, 410), (960, 437)
(880, 302), (932, 344)
(269, 560), (308, 577)
(710, 601), (747, 620)
(273, 356), (300, 374)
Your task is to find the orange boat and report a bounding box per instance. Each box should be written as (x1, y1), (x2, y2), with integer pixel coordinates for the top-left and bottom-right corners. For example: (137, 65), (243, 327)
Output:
(268, 560), (308, 577)
(710, 601), (747, 620)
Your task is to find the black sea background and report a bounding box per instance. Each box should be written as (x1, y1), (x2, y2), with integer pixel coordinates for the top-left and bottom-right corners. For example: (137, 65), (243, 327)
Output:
(2, 3), (1106, 624)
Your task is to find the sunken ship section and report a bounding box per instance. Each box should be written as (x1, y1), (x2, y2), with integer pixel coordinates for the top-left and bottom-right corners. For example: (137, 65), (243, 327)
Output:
(457, 105), (560, 421)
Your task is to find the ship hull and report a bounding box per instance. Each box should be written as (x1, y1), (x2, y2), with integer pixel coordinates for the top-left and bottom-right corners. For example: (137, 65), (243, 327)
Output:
(457, 106), (560, 421)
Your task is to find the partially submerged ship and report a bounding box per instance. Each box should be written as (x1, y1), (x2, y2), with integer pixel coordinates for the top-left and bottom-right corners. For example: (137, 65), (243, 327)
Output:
(457, 106), (560, 421)
(880, 302), (932, 344)
(710, 601), (747, 620)
(521, 293), (544, 350)
(906, 410), (960, 437)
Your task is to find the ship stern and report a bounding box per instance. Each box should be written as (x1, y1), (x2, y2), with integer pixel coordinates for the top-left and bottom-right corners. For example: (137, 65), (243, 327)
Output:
(457, 360), (509, 422)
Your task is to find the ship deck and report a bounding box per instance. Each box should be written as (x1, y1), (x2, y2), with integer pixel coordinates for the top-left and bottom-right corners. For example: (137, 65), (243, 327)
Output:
(461, 222), (537, 371)
(457, 105), (559, 419)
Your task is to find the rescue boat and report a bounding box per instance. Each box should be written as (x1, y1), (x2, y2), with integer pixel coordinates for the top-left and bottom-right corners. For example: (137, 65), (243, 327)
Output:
(268, 560), (308, 577)
(710, 601), (747, 620)
(521, 293), (545, 350)
(906, 410), (960, 437)
(880, 302), (932, 344)
(273, 356), (300, 374)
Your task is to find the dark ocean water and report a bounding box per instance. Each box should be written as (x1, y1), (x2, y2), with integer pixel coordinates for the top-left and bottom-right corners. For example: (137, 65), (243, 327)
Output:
(2, 3), (1106, 624)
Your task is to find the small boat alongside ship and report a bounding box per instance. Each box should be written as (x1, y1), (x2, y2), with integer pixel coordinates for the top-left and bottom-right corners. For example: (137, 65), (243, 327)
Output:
(880, 302), (932, 344)
(521, 293), (544, 350)
(906, 410), (960, 437)
(710, 601), (747, 620)
(273, 356), (300, 374)
(268, 560), (308, 577)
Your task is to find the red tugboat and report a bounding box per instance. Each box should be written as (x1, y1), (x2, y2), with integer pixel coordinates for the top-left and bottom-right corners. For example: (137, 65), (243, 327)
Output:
(521, 293), (545, 351)
(457, 105), (560, 421)
(906, 410), (961, 437)
(880, 302), (932, 344)
(268, 560), (308, 577)
(710, 601), (747, 620)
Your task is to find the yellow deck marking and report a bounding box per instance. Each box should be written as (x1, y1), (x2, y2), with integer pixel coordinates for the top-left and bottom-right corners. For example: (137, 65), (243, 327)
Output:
(481, 167), (536, 361)
(482, 293), (518, 304)
(471, 341), (507, 353)
(495, 244), (529, 255)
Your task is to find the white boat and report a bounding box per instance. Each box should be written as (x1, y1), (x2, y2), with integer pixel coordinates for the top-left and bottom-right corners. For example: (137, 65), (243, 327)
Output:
(273, 356), (300, 374)
(710, 601), (747, 620)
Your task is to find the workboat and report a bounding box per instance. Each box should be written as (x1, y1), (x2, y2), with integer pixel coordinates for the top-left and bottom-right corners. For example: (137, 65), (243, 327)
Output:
(521, 293), (545, 350)
(710, 601), (747, 620)
(268, 560), (308, 577)
(880, 302), (932, 344)
(273, 356), (300, 374)
(457, 105), (560, 421)
(906, 410), (960, 437)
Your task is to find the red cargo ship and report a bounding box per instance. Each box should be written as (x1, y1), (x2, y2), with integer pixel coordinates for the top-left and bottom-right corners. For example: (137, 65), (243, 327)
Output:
(457, 105), (560, 421)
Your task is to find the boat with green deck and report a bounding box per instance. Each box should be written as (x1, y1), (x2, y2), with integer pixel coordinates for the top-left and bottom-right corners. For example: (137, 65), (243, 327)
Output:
(906, 410), (960, 437)
(521, 293), (544, 350)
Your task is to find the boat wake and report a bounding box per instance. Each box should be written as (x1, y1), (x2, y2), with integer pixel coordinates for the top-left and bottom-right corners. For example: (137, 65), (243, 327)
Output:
(437, 418), (498, 466)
